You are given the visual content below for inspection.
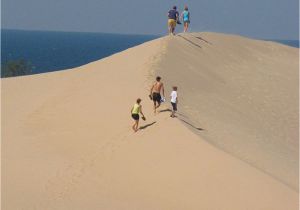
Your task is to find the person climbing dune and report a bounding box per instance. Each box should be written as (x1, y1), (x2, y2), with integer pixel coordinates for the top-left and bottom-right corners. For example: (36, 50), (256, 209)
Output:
(131, 98), (146, 132)
(150, 76), (165, 114)
(170, 86), (178, 118)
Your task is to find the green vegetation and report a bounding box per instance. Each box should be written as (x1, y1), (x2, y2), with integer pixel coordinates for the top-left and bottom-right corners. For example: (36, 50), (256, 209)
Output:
(1, 59), (33, 78)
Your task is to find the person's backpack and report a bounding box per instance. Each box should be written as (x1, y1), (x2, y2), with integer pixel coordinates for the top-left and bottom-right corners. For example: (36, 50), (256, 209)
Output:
(168, 9), (178, 20)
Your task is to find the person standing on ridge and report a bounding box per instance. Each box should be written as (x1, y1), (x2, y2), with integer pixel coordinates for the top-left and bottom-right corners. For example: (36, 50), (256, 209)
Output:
(150, 76), (165, 114)
(131, 98), (146, 132)
(167, 6), (179, 35)
(181, 5), (190, 33)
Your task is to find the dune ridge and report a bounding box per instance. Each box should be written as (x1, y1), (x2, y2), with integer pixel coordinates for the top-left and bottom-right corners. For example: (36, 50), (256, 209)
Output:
(2, 33), (299, 209)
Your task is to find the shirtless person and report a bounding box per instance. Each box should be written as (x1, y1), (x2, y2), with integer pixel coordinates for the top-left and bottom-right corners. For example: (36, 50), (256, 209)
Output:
(150, 76), (165, 114)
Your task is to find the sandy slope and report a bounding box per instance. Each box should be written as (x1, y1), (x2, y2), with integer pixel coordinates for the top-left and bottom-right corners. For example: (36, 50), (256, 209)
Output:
(157, 32), (299, 190)
(2, 33), (299, 210)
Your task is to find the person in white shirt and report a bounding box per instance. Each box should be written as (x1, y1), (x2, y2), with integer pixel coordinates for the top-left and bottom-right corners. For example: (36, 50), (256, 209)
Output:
(170, 86), (178, 117)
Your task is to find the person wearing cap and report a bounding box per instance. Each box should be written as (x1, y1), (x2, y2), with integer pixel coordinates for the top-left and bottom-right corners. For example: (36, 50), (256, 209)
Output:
(167, 6), (179, 35)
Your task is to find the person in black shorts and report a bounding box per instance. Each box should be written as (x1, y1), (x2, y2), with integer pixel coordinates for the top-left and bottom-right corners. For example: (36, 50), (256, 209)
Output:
(150, 76), (165, 114)
(170, 86), (178, 117)
(152, 92), (162, 103)
(131, 98), (146, 132)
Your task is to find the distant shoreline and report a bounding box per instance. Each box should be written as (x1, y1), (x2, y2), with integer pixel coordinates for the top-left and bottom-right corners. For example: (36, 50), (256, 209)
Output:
(1, 29), (298, 78)
(1, 29), (160, 77)
(1, 28), (161, 37)
(263, 39), (299, 48)
(2, 29), (298, 47)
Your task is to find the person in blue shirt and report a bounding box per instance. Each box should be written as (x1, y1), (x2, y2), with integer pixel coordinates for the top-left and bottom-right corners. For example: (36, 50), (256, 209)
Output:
(167, 6), (179, 35)
(181, 5), (190, 33)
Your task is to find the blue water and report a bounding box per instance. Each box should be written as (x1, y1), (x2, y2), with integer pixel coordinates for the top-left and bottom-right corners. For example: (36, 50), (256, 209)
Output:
(1, 30), (298, 77)
(1, 29), (159, 76)
(268, 39), (299, 48)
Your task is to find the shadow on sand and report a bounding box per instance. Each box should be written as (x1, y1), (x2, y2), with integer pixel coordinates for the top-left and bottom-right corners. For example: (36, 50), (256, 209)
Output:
(159, 109), (204, 131)
(159, 108), (188, 118)
(177, 34), (202, 48)
(193, 36), (213, 45)
(179, 119), (205, 131)
(159, 108), (172, 113)
(139, 121), (157, 130)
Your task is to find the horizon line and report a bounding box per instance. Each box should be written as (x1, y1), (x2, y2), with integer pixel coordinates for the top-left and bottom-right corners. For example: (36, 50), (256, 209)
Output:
(1, 28), (162, 37)
(2, 28), (299, 41)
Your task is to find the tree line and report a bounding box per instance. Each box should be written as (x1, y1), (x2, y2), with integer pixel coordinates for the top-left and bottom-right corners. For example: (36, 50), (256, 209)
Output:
(1, 59), (33, 78)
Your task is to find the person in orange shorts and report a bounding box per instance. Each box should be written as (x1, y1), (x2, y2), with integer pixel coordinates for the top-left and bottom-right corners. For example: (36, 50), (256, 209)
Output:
(167, 6), (179, 35)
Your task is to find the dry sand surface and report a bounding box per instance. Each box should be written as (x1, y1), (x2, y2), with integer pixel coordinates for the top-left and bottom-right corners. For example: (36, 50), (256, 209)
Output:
(157, 32), (299, 190)
(2, 33), (299, 209)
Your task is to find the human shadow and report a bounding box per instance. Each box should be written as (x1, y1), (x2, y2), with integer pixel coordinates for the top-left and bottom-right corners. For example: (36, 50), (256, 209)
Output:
(157, 108), (203, 131)
(194, 36), (213, 45)
(177, 34), (202, 48)
(159, 108), (172, 113)
(159, 108), (188, 118)
(139, 121), (157, 130)
(179, 118), (205, 131)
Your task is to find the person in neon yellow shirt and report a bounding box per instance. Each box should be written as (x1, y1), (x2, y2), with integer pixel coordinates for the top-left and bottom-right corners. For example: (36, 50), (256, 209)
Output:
(131, 98), (146, 132)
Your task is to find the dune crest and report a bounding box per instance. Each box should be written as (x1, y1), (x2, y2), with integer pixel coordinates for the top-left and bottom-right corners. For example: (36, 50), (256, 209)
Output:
(2, 33), (299, 209)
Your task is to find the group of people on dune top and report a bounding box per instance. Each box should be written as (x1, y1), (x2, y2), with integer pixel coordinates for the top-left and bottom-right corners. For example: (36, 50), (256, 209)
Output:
(168, 5), (191, 35)
(131, 76), (178, 133)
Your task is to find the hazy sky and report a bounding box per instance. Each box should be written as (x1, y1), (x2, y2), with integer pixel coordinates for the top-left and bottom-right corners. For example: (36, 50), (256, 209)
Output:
(2, 0), (299, 39)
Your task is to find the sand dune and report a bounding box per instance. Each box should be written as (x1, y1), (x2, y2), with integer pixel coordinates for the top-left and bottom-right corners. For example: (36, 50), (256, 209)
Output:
(2, 33), (299, 209)
(157, 32), (299, 190)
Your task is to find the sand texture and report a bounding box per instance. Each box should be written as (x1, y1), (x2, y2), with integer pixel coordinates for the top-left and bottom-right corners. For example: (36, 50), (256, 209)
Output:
(157, 33), (299, 190)
(2, 33), (299, 210)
